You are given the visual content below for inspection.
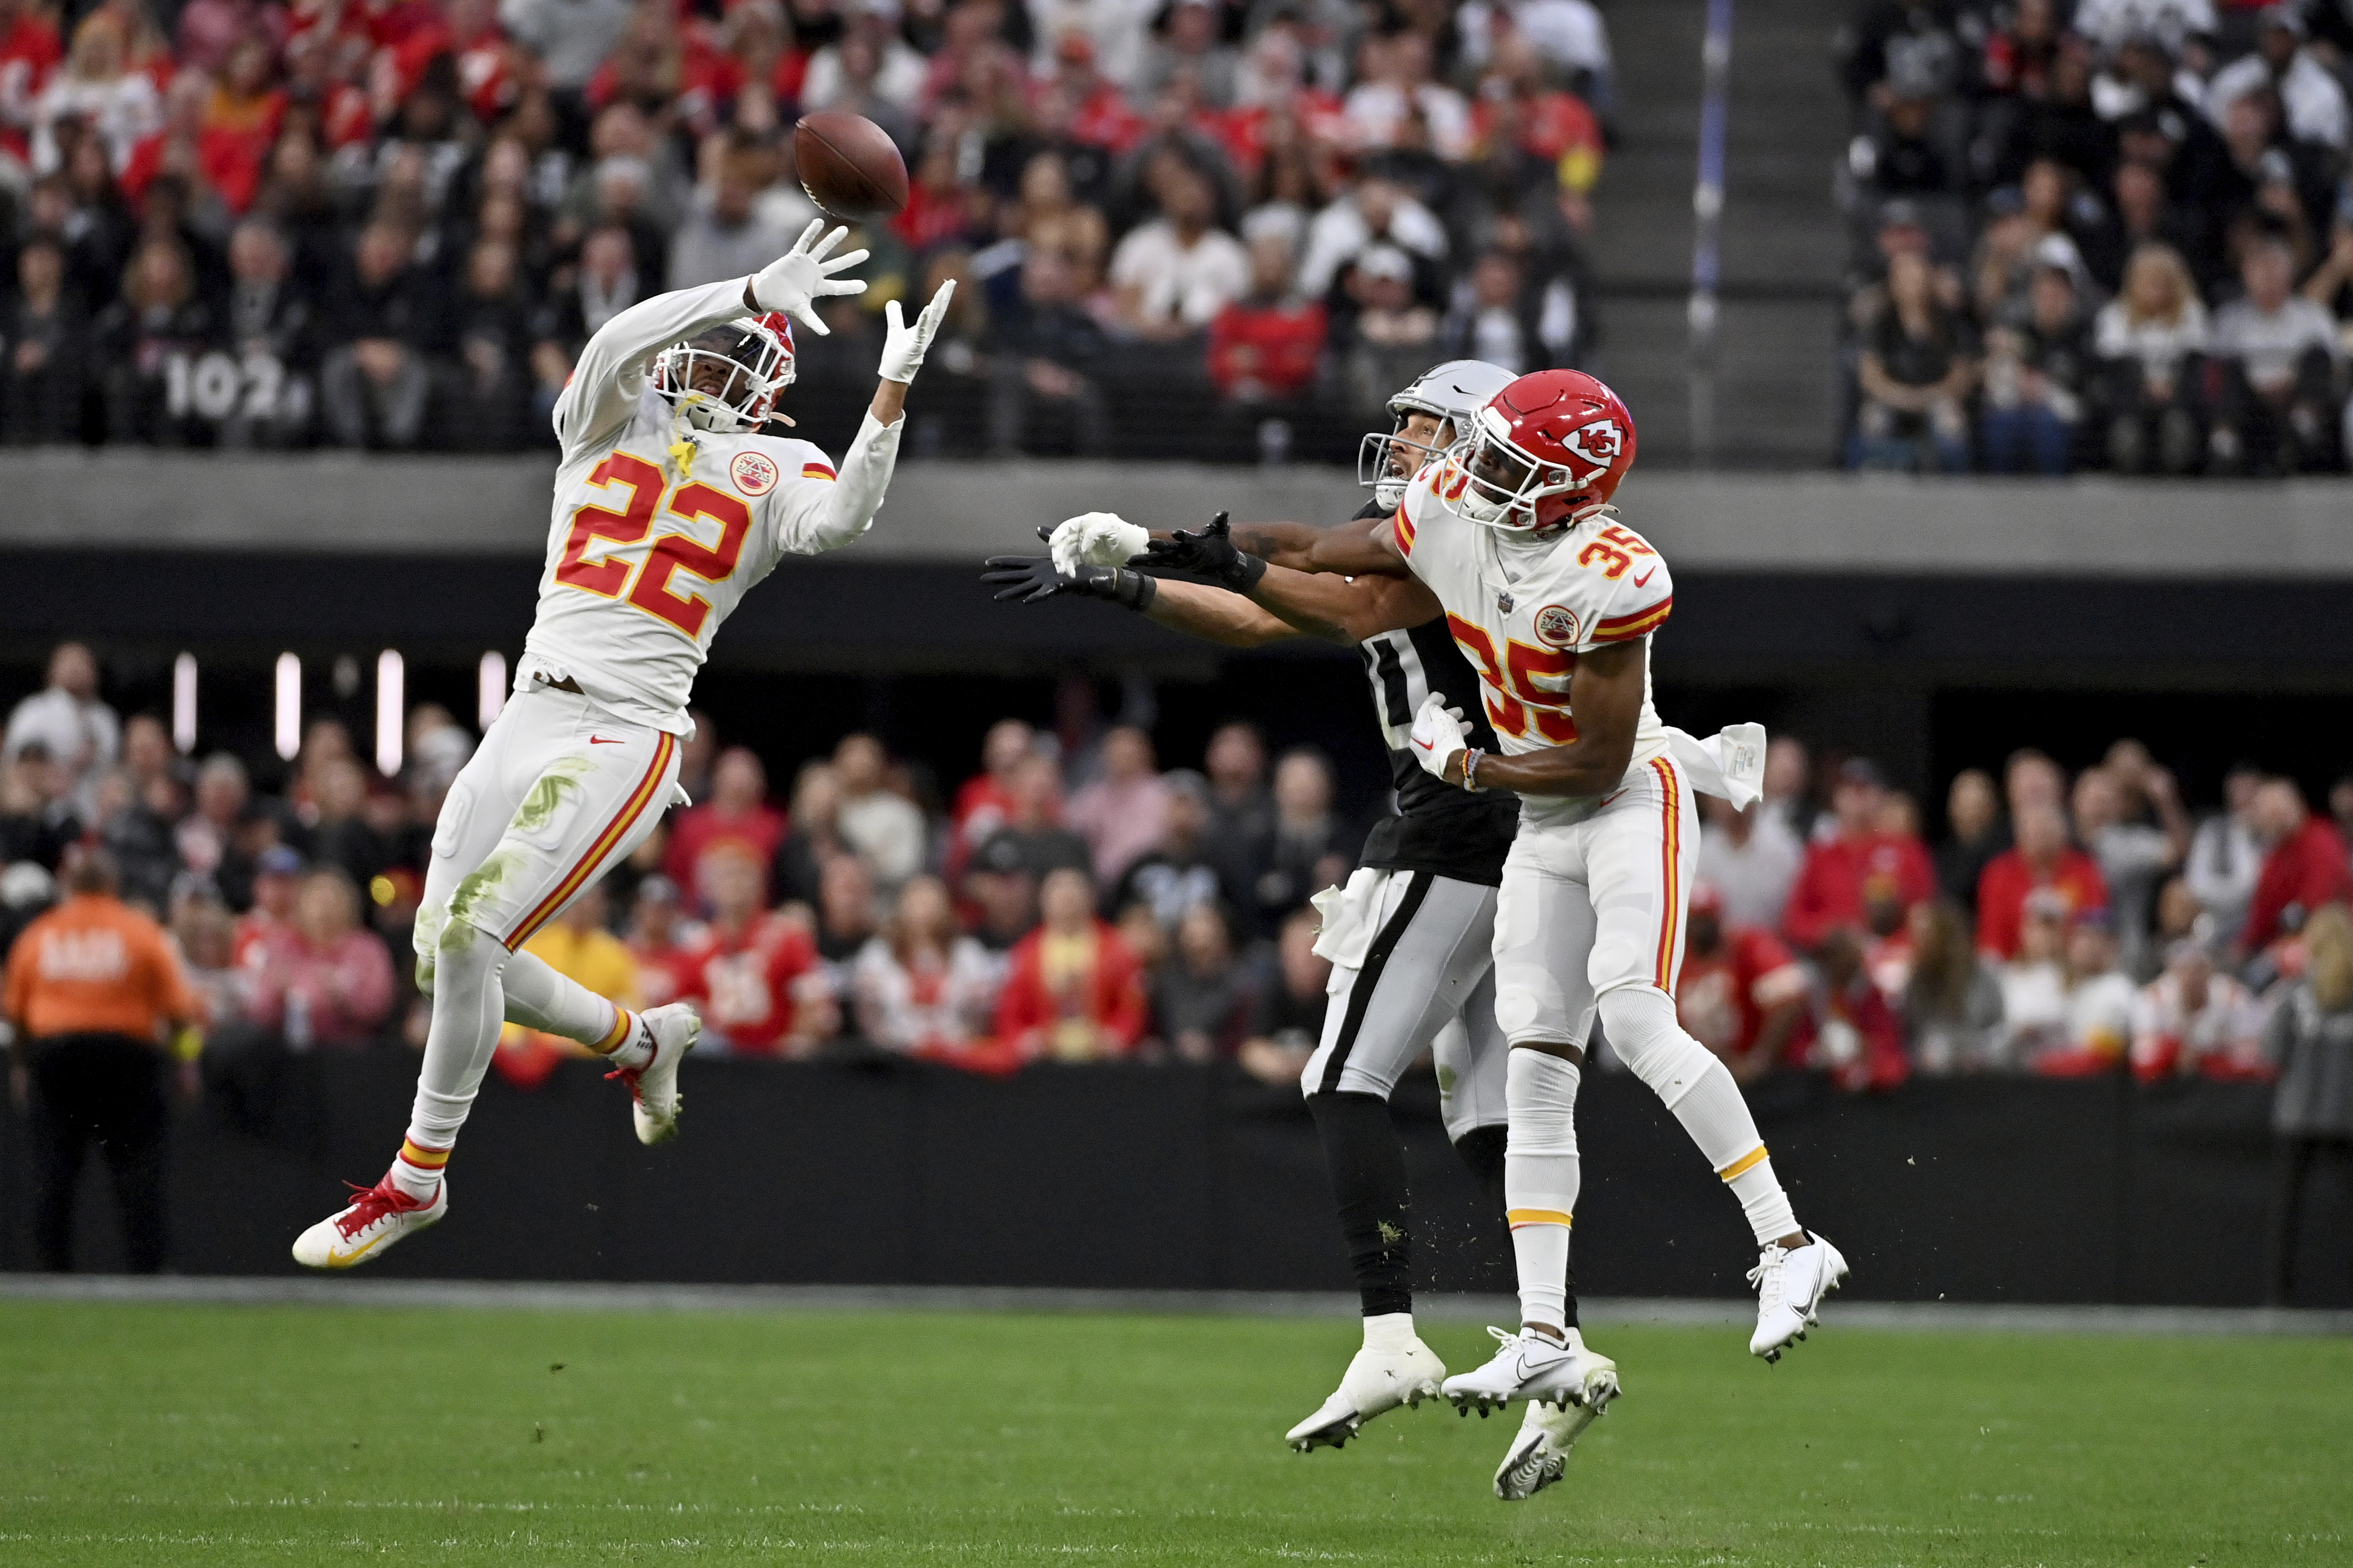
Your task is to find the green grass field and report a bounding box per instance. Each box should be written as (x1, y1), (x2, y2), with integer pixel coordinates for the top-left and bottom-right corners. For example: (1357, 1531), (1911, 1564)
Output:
(0, 1301), (2345, 1567)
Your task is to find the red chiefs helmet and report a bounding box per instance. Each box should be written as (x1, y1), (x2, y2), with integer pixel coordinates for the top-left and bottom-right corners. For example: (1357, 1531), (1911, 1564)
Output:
(1444, 369), (1636, 532)
(651, 311), (797, 431)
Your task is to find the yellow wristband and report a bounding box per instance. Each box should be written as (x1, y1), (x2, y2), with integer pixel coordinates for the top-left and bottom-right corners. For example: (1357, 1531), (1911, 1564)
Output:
(171, 1027), (204, 1065)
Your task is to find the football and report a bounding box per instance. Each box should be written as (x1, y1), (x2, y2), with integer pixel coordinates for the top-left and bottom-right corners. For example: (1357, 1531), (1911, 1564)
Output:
(792, 111), (909, 223)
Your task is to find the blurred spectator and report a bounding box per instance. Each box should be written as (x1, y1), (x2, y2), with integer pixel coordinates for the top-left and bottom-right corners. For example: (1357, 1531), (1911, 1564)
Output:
(5, 642), (118, 811)
(90, 765), (178, 914)
(2203, 7), (2345, 155)
(2206, 231), (2343, 474)
(2131, 936), (2266, 1083)
(308, 758), (390, 890)
(623, 875), (704, 1009)
(1344, 31), (1468, 159)
(851, 874), (1004, 1064)
(2032, 913), (2139, 1076)
(948, 719), (1037, 878)
(1976, 801), (2109, 960)
(1697, 794), (1804, 933)
(666, 746), (789, 909)
(814, 852), (881, 963)
(1112, 768), (1231, 930)
(971, 751), (1092, 883)
(1334, 243), (1440, 423)
(496, 885), (638, 1088)
(1241, 747), (1356, 937)
(216, 219), (317, 448)
(2261, 901), (2353, 1304)
(1979, 252), (2093, 473)
(2095, 243), (2208, 473)
(321, 223), (439, 450)
(1808, 926), (1909, 1092)
(1299, 173), (1446, 299)
(2242, 777), (2353, 957)
(1676, 881), (1810, 1083)
(2073, 761), (2188, 980)
(772, 761), (845, 909)
(4, 849), (197, 1273)
(4, 236), (84, 443)
(1063, 724), (1169, 885)
(833, 733), (925, 888)
(1782, 758), (1936, 953)
(232, 844), (304, 971)
(1848, 249), (1977, 471)
(1903, 898), (2008, 1074)
(1150, 899), (1253, 1063)
(1934, 768), (2005, 915)
(32, 12), (161, 175)
(1238, 904), (1327, 1085)
(245, 868), (396, 1049)
(1110, 152), (1248, 340)
(174, 754), (253, 908)
(1207, 220), (1325, 402)
(669, 132), (810, 290)
(679, 843), (831, 1055)
(994, 864), (1147, 1061)
(1, 744), (81, 878)
(1139, 0), (1238, 107)
(987, 244), (1113, 456)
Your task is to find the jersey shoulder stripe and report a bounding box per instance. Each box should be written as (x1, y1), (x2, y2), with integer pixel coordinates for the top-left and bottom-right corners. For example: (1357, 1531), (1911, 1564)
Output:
(1393, 503), (1416, 556)
(1594, 594), (1673, 641)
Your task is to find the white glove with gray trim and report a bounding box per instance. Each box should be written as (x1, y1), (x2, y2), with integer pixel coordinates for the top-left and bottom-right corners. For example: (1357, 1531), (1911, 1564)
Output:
(1049, 512), (1150, 577)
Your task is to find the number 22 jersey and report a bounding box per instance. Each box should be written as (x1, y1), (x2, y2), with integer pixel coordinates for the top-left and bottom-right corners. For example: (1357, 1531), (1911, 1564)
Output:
(1390, 460), (1674, 829)
(521, 276), (905, 735)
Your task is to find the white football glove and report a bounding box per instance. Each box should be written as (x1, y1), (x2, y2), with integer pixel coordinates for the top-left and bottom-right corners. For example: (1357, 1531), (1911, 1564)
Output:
(1048, 512), (1150, 577)
(1407, 691), (1471, 782)
(879, 278), (956, 384)
(750, 220), (869, 336)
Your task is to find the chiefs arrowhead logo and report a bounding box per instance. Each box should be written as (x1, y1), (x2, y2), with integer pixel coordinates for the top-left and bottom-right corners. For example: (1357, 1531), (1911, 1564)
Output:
(731, 451), (779, 497)
(1561, 418), (1623, 475)
(1534, 604), (1581, 649)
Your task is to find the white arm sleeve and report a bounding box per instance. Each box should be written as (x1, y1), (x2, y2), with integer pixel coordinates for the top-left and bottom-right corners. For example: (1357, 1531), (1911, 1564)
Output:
(551, 276), (755, 462)
(775, 411), (904, 556)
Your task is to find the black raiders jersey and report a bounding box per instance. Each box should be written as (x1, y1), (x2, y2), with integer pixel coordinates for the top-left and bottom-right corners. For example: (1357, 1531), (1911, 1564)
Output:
(1345, 500), (1521, 885)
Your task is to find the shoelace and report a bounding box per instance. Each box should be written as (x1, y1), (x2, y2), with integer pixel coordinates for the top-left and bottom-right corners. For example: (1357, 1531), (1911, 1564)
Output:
(1747, 1247), (1787, 1310)
(334, 1180), (425, 1240)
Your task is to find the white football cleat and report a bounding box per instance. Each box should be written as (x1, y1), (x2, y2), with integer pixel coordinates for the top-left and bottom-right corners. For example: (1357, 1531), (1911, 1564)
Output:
(1494, 1347), (1619, 1501)
(292, 1175), (448, 1269)
(1749, 1232), (1849, 1361)
(1285, 1337), (1447, 1451)
(610, 1002), (701, 1146)
(1442, 1325), (1598, 1417)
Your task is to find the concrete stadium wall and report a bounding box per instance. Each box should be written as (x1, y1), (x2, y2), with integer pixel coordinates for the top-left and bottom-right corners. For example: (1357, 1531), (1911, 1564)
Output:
(6, 449), (2353, 579)
(1, 1056), (2326, 1308)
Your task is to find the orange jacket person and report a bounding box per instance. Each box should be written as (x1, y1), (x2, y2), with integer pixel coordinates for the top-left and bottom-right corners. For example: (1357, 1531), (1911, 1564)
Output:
(3, 848), (200, 1273)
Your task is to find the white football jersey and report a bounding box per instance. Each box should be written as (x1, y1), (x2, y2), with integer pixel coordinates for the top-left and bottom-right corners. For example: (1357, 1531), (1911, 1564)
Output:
(521, 277), (895, 734)
(1391, 459), (1673, 827)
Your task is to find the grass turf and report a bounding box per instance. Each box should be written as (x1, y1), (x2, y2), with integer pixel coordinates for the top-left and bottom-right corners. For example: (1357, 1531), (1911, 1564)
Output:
(0, 1301), (2344, 1566)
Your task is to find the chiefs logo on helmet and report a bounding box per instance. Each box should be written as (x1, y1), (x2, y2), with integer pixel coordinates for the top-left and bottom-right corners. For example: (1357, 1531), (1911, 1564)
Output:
(1563, 418), (1623, 476)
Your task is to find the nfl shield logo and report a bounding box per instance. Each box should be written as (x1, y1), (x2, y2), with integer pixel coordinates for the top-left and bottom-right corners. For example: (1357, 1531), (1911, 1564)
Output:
(1498, 592), (1514, 614)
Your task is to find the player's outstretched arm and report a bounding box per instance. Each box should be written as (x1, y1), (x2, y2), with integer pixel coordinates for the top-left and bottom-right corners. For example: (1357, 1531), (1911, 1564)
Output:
(787, 279), (956, 555)
(1250, 565), (1440, 644)
(980, 549), (1429, 648)
(1417, 640), (1647, 798)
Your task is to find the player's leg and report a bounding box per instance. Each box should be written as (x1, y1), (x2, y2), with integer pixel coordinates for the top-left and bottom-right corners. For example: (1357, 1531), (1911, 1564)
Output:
(1582, 758), (1846, 1359)
(1443, 839), (1613, 1416)
(294, 701), (682, 1267)
(1287, 871), (1496, 1451)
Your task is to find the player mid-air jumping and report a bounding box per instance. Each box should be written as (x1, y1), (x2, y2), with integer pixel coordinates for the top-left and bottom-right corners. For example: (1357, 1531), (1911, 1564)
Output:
(294, 223), (954, 1268)
(989, 363), (1615, 1502)
(1057, 369), (1841, 1395)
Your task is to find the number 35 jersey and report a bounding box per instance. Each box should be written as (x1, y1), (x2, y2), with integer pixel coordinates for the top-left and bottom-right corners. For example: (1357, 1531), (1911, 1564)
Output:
(521, 277), (902, 735)
(1390, 463), (1674, 830)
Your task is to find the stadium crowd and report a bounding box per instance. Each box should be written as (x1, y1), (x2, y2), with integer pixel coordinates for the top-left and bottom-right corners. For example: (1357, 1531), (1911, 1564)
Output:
(1836, 0), (2353, 475)
(8, 638), (2353, 1104)
(0, 0), (1607, 460)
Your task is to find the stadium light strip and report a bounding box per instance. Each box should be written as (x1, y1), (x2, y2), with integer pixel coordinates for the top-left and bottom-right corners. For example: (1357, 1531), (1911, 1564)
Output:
(479, 651), (507, 730)
(172, 653), (197, 754)
(274, 653), (301, 762)
(377, 650), (405, 778)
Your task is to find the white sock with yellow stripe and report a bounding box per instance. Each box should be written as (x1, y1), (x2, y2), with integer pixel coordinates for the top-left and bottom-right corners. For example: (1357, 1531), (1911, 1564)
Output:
(1504, 1047), (1581, 1328)
(1599, 986), (1799, 1246)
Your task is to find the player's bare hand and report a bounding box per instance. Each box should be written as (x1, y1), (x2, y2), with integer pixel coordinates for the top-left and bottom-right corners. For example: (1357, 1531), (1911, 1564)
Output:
(1048, 512), (1149, 576)
(751, 220), (870, 336)
(1407, 691), (1470, 782)
(1141, 510), (1268, 593)
(879, 279), (956, 384)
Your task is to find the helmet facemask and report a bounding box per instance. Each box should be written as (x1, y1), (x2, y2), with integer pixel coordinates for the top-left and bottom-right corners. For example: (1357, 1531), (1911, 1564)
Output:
(1359, 408), (1459, 510)
(651, 318), (794, 433)
(1447, 407), (1585, 531)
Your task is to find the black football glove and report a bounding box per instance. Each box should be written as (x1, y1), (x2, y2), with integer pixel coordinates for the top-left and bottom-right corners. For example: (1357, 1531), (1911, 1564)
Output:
(980, 555), (1158, 611)
(1139, 510), (1267, 593)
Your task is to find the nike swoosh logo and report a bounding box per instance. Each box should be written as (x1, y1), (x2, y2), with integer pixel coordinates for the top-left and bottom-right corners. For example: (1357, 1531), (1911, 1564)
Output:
(1633, 566), (1656, 587)
(589, 735), (625, 745)
(1599, 790), (1626, 807)
(1410, 736), (1433, 752)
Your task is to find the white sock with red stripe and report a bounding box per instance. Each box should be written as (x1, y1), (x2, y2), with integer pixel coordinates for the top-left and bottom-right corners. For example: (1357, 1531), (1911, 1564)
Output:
(395, 920), (511, 1197)
(1504, 1047), (1581, 1329)
(1598, 985), (1798, 1245)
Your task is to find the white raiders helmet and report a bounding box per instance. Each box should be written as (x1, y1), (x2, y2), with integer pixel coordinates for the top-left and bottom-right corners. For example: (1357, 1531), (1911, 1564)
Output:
(650, 311), (797, 432)
(1359, 359), (1517, 509)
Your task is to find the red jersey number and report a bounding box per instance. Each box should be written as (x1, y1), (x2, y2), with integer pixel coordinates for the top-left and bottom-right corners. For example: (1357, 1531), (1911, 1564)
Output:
(627, 482), (754, 636)
(1447, 616), (1579, 743)
(555, 456), (756, 633)
(553, 452), (664, 598)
